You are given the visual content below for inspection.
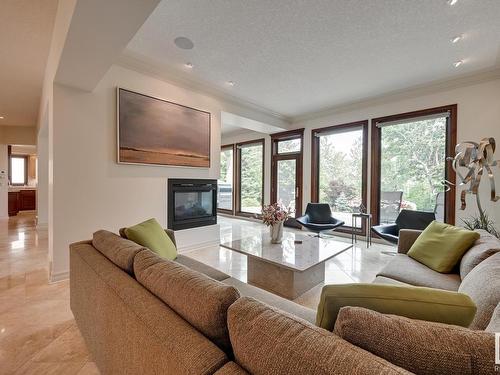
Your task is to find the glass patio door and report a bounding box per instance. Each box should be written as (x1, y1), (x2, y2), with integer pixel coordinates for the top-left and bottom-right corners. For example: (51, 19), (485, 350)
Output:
(276, 158), (298, 213)
(271, 129), (304, 219)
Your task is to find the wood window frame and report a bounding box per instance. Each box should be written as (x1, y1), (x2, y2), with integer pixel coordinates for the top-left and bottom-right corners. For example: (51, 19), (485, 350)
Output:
(370, 104), (457, 226)
(311, 120), (369, 234)
(235, 138), (265, 218)
(217, 144), (236, 215)
(270, 128), (304, 217)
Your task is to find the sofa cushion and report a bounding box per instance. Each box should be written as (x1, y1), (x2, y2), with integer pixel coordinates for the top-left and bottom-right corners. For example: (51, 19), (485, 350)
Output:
(222, 277), (316, 323)
(373, 276), (411, 286)
(92, 230), (146, 275)
(377, 254), (461, 291)
(125, 218), (177, 260)
(485, 303), (500, 333)
(227, 297), (411, 375)
(175, 254), (230, 281)
(120, 227), (177, 247)
(70, 241), (228, 375)
(407, 221), (479, 273)
(134, 250), (240, 353)
(460, 229), (500, 280)
(316, 283), (476, 331)
(214, 362), (249, 375)
(334, 306), (495, 375)
(459, 252), (500, 330)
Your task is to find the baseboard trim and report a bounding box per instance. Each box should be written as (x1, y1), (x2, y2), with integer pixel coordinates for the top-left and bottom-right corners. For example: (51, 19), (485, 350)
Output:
(36, 223), (48, 230)
(49, 270), (69, 283)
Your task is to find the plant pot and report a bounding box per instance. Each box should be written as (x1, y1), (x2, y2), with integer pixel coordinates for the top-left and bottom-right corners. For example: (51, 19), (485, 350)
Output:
(270, 221), (284, 244)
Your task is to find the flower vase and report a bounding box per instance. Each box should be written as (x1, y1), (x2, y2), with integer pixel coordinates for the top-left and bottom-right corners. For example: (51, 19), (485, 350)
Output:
(270, 221), (284, 244)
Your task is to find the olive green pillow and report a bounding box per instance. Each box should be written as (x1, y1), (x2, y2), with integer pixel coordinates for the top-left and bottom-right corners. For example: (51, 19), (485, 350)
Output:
(407, 221), (479, 273)
(124, 218), (177, 260)
(316, 283), (476, 331)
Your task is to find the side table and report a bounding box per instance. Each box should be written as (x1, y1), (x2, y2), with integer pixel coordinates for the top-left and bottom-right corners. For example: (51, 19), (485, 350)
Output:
(351, 213), (372, 248)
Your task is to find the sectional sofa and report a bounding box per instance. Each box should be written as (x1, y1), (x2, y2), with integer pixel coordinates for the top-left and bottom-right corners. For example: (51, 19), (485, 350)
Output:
(69, 228), (500, 374)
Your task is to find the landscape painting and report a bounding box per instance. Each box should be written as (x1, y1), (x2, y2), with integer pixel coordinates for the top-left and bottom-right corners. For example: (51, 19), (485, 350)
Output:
(117, 88), (210, 167)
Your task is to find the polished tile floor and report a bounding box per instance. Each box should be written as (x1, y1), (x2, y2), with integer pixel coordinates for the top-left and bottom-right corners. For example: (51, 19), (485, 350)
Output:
(0, 213), (98, 375)
(189, 216), (396, 309)
(0, 213), (395, 374)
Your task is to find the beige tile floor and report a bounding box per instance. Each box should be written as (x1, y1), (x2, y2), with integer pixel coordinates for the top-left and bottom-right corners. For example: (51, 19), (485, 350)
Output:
(0, 212), (395, 374)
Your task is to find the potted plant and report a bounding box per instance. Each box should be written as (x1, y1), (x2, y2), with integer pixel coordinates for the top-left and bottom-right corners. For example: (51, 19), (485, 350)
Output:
(262, 202), (293, 244)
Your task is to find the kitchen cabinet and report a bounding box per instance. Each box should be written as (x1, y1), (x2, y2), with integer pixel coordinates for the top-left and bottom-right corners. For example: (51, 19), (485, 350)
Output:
(8, 189), (36, 216)
(8, 192), (19, 216)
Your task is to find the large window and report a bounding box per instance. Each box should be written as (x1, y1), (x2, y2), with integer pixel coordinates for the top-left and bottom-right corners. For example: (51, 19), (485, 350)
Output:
(237, 139), (264, 215)
(371, 105), (457, 225)
(10, 156), (27, 185)
(311, 121), (368, 230)
(218, 145), (234, 213)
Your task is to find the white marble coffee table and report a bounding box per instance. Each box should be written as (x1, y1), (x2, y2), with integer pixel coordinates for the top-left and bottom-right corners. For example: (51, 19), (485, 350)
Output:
(221, 232), (352, 299)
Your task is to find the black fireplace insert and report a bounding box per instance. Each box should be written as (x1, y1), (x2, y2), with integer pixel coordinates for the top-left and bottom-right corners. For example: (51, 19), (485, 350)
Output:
(167, 179), (217, 230)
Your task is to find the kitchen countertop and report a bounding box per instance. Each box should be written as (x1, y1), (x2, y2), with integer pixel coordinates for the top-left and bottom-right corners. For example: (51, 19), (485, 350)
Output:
(8, 186), (37, 192)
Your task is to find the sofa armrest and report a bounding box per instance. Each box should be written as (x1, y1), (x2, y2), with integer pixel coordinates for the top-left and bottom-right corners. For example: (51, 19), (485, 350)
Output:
(397, 229), (423, 254)
(315, 283), (477, 331)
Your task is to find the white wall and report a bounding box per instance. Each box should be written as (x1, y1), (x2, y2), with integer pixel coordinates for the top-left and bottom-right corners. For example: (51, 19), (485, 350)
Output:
(0, 145), (8, 218)
(37, 116), (49, 227)
(292, 78), (500, 226)
(50, 65), (278, 280)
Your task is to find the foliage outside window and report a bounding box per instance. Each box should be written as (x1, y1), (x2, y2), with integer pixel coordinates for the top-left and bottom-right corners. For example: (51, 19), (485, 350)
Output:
(218, 147), (233, 211)
(277, 139), (301, 154)
(379, 116), (447, 223)
(239, 142), (264, 214)
(318, 127), (364, 227)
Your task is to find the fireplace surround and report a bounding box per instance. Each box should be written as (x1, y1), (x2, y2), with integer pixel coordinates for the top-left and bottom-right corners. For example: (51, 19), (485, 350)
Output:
(167, 179), (217, 230)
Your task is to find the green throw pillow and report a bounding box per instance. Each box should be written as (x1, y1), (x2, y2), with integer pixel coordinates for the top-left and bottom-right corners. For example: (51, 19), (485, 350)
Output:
(316, 283), (476, 331)
(124, 218), (177, 260)
(407, 221), (479, 273)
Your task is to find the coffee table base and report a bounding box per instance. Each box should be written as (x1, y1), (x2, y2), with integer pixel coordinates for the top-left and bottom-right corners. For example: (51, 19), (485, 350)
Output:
(247, 257), (325, 300)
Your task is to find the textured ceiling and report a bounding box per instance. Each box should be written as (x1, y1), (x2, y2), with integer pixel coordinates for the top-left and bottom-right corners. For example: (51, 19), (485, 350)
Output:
(0, 0), (58, 126)
(127, 0), (500, 118)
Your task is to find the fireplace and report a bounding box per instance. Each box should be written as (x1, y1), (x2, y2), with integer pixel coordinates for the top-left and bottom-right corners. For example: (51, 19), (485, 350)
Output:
(167, 179), (217, 230)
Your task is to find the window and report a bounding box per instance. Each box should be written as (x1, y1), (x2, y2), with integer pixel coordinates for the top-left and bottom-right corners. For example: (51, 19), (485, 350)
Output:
(277, 138), (301, 154)
(10, 156), (27, 185)
(311, 121), (368, 230)
(271, 129), (304, 217)
(218, 145), (234, 212)
(371, 105), (457, 225)
(236, 139), (264, 215)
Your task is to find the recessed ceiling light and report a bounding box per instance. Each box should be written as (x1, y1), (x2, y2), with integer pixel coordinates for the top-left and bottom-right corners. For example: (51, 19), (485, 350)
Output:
(0, 116), (4, 119)
(450, 35), (462, 43)
(227, 81), (235, 87)
(453, 60), (463, 68)
(174, 36), (194, 50)
(447, 0), (458, 5)
(185, 62), (193, 69)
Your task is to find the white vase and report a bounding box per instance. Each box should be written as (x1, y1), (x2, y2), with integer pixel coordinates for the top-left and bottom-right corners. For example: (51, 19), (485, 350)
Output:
(270, 221), (284, 244)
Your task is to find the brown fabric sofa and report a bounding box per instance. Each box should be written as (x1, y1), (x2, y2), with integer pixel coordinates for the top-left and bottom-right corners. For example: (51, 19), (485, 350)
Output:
(70, 230), (409, 374)
(375, 229), (500, 330)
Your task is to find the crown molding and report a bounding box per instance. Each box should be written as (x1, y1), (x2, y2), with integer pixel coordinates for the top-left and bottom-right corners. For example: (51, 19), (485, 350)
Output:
(117, 51), (291, 125)
(291, 67), (500, 123)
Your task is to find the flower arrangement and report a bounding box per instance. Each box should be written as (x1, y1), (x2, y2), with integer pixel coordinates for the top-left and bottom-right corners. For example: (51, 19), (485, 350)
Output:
(261, 202), (293, 226)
